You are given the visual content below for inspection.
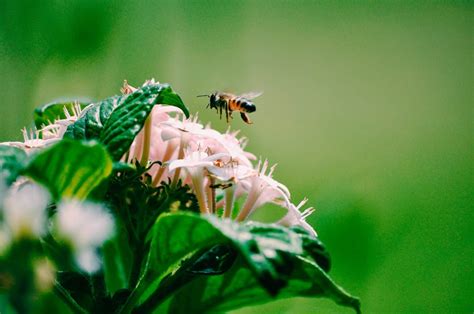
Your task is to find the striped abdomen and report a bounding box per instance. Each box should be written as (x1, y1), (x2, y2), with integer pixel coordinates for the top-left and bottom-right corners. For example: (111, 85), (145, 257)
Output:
(228, 97), (256, 113)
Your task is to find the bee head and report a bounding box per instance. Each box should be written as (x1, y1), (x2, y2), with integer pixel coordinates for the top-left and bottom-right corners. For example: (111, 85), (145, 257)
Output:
(209, 93), (218, 109)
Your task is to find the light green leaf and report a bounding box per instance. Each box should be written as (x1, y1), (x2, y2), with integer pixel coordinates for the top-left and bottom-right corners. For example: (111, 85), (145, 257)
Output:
(24, 140), (112, 200)
(103, 221), (133, 294)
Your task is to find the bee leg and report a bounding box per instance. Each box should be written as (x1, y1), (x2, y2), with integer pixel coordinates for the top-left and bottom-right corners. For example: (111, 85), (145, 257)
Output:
(240, 112), (252, 124)
(219, 105), (222, 120)
(225, 103), (230, 123)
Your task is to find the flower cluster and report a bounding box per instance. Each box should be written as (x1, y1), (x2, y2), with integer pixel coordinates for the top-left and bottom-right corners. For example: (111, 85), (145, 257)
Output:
(121, 80), (317, 236)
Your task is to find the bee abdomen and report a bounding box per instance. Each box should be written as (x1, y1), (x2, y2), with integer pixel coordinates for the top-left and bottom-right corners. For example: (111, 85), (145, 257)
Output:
(230, 98), (256, 113)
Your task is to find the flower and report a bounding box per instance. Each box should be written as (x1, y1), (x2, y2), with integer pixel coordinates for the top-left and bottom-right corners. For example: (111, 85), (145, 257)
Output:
(1, 128), (59, 154)
(236, 160), (291, 221)
(115, 80), (316, 234)
(54, 200), (114, 273)
(277, 198), (317, 237)
(168, 150), (231, 213)
(2, 182), (50, 239)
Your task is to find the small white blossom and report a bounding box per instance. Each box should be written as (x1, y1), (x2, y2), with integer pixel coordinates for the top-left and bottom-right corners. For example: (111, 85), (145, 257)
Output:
(2, 182), (50, 239)
(55, 200), (114, 273)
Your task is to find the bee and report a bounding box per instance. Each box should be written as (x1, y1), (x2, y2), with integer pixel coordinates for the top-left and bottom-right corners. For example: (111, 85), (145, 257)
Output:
(198, 91), (262, 124)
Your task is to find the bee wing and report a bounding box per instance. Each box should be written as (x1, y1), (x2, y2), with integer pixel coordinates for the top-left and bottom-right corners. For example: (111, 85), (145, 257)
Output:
(238, 91), (263, 100)
(218, 92), (235, 100)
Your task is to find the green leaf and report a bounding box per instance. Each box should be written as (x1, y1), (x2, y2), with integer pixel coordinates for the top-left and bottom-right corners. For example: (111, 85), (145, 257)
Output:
(63, 82), (189, 160)
(165, 256), (360, 314)
(291, 226), (331, 272)
(0, 145), (27, 184)
(133, 213), (359, 313)
(147, 213), (228, 279)
(103, 218), (133, 294)
(24, 140), (113, 200)
(187, 244), (237, 275)
(63, 97), (119, 140)
(33, 101), (90, 129)
(84, 97), (120, 140)
(145, 213), (302, 292)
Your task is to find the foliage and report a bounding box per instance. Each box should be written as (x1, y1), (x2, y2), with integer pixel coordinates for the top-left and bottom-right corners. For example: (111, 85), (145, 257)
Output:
(0, 81), (359, 313)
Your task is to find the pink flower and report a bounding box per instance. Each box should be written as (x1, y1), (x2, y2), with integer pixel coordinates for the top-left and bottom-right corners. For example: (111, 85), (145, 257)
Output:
(236, 160), (291, 221)
(277, 198), (317, 237)
(168, 150), (230, 213)
(1, 128), (59, 154)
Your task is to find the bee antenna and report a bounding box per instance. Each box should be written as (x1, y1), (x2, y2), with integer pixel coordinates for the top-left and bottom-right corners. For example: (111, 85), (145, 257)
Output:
(196, 94), (210, 98)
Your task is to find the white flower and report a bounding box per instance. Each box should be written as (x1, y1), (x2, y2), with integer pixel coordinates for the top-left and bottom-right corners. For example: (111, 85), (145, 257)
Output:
(2, 182), (50, 239)
(1, 128), (58, 154)
(208, 164), (256, 218)
(55, 200), (114, 273)
(168, 150), (230, 213)
(127, 105), (184, 165)
(236, 160), (290, 221)
(277, 198), (317, 237)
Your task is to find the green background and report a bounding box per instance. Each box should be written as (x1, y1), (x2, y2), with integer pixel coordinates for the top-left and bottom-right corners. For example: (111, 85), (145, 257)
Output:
(0, 1), (472, 313)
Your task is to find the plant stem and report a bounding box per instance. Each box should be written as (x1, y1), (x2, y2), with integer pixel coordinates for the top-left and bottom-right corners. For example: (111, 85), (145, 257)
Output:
(224, 185), (235, 218)
(171, 135), (186, 186)
(152, 141), (174, 186)
(129, 246), (144, 288)
(208, 176), (216, 214)
(140, 115), (152, 167)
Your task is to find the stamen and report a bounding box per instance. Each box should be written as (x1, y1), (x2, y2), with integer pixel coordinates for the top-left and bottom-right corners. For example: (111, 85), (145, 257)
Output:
(301, 207), (316, 219)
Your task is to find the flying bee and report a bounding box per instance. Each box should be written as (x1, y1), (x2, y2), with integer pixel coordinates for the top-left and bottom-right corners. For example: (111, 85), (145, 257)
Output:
(197, 91), (262, 124)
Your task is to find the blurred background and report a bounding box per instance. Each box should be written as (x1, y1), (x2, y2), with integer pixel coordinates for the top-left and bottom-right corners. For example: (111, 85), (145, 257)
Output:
(0, 1), (472, 312)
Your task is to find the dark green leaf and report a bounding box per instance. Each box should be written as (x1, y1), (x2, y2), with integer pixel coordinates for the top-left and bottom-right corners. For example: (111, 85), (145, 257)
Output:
(147, 213), (228, 279)
(0, 145), (27, 184)
(187, 244), (237, 275)
(291, 226), (331, 272)
(33, 101), (90, 129)
(24, 140), (113, 200)
(63, 83), (189, 160)
(84, 97), (120, 139)
(63, 97), (119, 140)
(165, 255), (360, 314)
(135, 213), (359, 313)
